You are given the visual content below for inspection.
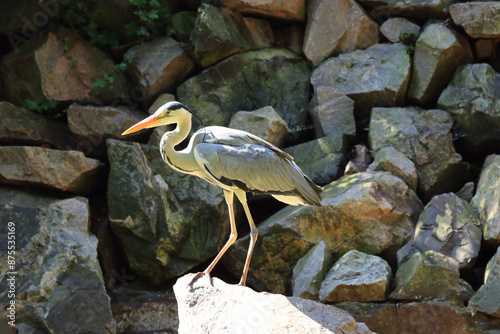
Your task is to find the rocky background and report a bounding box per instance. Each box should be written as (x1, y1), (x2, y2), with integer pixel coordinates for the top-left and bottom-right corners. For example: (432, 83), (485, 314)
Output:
(0, 0), (499, 333)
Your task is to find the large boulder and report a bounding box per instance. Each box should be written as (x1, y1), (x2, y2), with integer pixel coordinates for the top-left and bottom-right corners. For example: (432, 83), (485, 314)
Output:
(174, 275), (374, 334)
(177, 48), (311, 138)
(471, 155), (500, 245)
(0, 30), (130, 106)
(220, 0), (307, 21)
(367, 146), (418, 191)
(303, 0), (379, 67)
(369, 106), (468, 201)
(359, 0), (458, 20)
(106, 139), (229, 284)
(397, 193), (482, 269)
(224, 171), (423, 293)
(0, 146), (105, 195)
(0, 187), (116, 333)
(407, 23), (465, 104)
(449, 2), (500, 38)
(311, 43), (411, 120)
(437, 63), (500, 155)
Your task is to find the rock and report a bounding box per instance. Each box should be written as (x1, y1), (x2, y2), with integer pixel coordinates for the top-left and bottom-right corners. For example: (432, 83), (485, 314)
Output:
(174, 275), (374, 334)
(360, 0), (458, 20)
(475, 39), (499, 60)
(292, 241), (333, 300)
(407, 23), (465, 104)
(177, 48), (311, 138)
(468, 246), (500, 318)
(390, 251), (474, 305)
(189, 4), (254, 67)
(368, 146), (418, 190)
(397, 193), (482, 269)
(106, 139), (229, 284)
(450, 2), (500, 39)
(344, 145), (373, 175)
(311, 43), (411, 119)
(284, 134), (347, 185)
(229, 106), (290, 147)
(380, 17), (420, 43)
(319, 250), (392, 302)
(304, 0), (379, 67)
(309, 88), (356, 139)
(471, 155), (500, 244)
(0, 146), (105, 195)
(438, 63), (500, 155)
(0, 187), (116, 333)
(338, 301), (487, 334)
(172, 11), (197, 43)
(224, 171), (422, 293)
(455, 181), (475, 202)
(67, 104), (148, 156)
(369, 106), (467, 201)
(243, 16), (275, 49)
(0, 101), (76, 150)
(0, 30), (130, 106)
(124, 37), (194, 106)
(220, 0), (307, 21)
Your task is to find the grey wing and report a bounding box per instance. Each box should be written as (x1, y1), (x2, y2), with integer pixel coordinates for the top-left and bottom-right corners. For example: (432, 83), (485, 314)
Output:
(193, 141), (322, 206)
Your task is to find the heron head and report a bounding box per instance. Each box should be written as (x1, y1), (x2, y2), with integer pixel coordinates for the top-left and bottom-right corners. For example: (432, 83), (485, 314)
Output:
(122, 101), (191, 135)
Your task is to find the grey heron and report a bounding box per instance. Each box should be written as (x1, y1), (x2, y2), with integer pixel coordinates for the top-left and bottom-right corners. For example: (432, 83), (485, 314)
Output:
(122, 101), (322, 286)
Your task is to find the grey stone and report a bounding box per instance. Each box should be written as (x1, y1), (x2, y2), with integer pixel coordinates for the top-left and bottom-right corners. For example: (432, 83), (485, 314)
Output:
(0, 188), (116, 333)
(390, 251), (474, 305)
(455, 181), (475, 202)
(304, 0), (379, 67)
(369, 107), (467, 201)
(220, 0), (307, 21)
(438, 63), (500, 155)
(174, 275), (374, 334)
(292, 241), (333, 300)
(311, 43), (411, 119)
(172, 11), (197, 43)
(380, 17), (420, 43)
(360, 0), (459, 20)
(0, 146), (105, 195)
(397, 193), (482, 269)
(408, 23), (465, 104)
(471, 155), (500, 243)
(368, 146), (418, 190)
(309, 88), (356, 139)
(450, 2), (500, 38)
(319, 250), (392, 302)
(229, 106), (290, 147)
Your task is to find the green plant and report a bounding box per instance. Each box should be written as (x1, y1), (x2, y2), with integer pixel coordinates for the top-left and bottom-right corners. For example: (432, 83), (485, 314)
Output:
(400, 32), (419, 57)
(125, 0), (175, 38)
(91, 57), (133, 91)
(24, 97), (63, 118)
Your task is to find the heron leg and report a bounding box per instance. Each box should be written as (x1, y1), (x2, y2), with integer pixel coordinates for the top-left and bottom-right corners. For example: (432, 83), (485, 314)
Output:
(189, 189), (238, 287)
(234, 189), (258, 286)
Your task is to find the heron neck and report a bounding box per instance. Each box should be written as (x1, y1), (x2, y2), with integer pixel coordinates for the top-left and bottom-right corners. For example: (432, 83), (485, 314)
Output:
(160, 113), (198, 172)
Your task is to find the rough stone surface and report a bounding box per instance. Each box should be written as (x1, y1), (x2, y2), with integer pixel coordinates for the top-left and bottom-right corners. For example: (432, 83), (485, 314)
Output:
(369, 107), (467, 201)
(380, 17), (420, 43)
(67, 104), (148, 156)
(438, 63), (500, 155)
(0, 146), (105, 195)
(224, 171), (422, 293)
(450, 2), (500, 38)
(344, 145), (373, 175)
(455, 181), (475, 202)
(304, 0), (380, 67)
(397, 193), (482, 269)
(243, 17), (275, 49)
(0, 30), (130, 106)
(471, 155), (500, 244)
(174, 275), (374, 334)
(284, 134), (346, 185)
(0, 188), (116, 333)
(469, 247), (500, 318)
(220, 0), (307, 21)
(319, 250), (392, 302)
(292, 241), (333, 300)
(390, 251), (474, 305)
(309, 88), (356, 139)
(189, 4), (254, 67)
(368, 146), (418, 191)
(408, 23), (465, 104)
(0, 101), (76, 150)
(311, 43), (411, 119)
(360, 0), (458, 20)
(124, 37), (194, 105)
(106, 139), (229, 284)
(229, 106), (290, 147)
(177, 48), (311, 138)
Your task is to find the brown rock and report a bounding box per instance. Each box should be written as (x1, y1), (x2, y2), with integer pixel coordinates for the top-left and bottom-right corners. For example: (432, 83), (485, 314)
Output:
(0, 146), (105, 194)
(220, 0), (307, 21)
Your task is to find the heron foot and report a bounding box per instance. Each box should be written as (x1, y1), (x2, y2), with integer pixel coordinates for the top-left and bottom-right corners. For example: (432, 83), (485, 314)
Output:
(187, 271), (212, 288)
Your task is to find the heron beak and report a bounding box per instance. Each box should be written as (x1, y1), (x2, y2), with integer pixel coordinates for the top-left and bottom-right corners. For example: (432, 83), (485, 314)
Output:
(122, 114), (162, 135)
